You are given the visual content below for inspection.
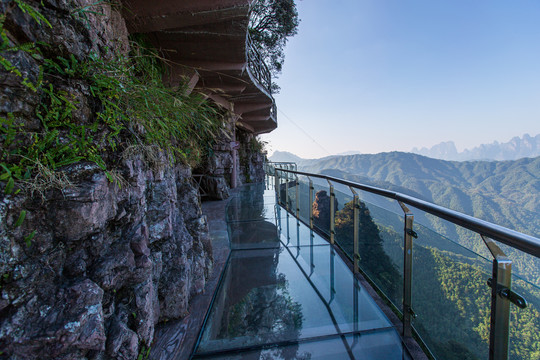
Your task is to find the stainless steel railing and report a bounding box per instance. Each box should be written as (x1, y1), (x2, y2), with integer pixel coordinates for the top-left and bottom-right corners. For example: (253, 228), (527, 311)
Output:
(245, 33), (277, 125)
(246, 32), (273, 95)
(264, 163), (540, 360)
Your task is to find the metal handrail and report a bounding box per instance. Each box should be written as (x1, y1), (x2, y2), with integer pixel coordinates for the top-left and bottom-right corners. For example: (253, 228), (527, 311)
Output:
(246, 32), (273, 95)
(244, 33), (278, 123)
(275, 168), (540, 257)
(268, 165), (539, 359)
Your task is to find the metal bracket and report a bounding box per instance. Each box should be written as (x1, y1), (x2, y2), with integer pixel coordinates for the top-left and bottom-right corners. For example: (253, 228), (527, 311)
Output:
(404, 305), (417, 319)
(406, 229), (418, 238)
(487, 278), (528, 309)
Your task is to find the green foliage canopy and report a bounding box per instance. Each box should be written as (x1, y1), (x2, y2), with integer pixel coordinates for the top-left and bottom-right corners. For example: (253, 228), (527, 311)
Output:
(249, 0), (299, 78)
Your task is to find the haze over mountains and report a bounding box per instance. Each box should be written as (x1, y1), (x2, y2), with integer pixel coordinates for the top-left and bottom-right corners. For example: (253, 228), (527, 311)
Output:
(411, 133), (540, 161)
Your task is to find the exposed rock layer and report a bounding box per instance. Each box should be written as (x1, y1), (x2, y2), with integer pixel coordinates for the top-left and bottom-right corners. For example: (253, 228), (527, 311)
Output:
(0, 1), (213, 358)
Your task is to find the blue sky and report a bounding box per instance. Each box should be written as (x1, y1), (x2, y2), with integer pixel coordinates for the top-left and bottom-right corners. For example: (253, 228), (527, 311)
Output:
(261, 0), (540, 158)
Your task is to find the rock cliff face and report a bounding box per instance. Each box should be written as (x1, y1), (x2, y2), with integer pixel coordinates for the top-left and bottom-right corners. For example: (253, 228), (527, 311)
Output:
(0, 1), (214, 358)
(237, 129), (266, 185)
(1, 160), (212, 359)
(196, 127), (266, 200)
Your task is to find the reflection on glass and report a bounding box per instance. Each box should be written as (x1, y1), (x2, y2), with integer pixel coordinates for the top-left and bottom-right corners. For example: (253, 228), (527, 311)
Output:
(411, 222), (491, 360)
(197, 247), (329, 353)
(228, 220), (280, 249)
(330, 193), (402, 309)
(196, 179), (408, 359)
(509, 275), (540, 360)
(196, 329), (409, 360)
(280, 214), (327, 248)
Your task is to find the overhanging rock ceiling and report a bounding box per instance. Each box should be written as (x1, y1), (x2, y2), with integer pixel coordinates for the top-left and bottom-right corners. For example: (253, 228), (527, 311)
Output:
(120, 0), (277, 134)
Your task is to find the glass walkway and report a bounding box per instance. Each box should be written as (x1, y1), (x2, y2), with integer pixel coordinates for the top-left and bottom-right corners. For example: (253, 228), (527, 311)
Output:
(191, 183), (413, 359)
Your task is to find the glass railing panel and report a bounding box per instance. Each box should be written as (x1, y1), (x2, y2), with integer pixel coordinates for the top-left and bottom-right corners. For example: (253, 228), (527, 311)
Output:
(286, 176), (298, 216)
(311, 179), (332, 237)
(332, 183), (354, 209)
(508, 270), (540, 359)
(346, 329), (412, 360)
(297, 175), (311, 226)
(277, 171), (293, 209)
(354, 197), (404, 311)
(410, 221), (492, 360)
(493, 240), (540, 292)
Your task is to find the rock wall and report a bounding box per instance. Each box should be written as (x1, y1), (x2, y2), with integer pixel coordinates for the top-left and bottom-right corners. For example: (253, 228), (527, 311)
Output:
(196, 121), (266, 200)
(1, 1), (212, 359)
(237, 129), (266, 185)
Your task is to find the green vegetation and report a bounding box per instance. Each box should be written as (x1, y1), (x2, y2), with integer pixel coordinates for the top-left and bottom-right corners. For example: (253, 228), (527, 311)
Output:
(249, 0), (299, 90)
(298, 152), (540, 287)
(1, 1), (225, 196)
(1, 1), (226, 248)
(334, 200), (401, 301)
(282, 177), (539, 359)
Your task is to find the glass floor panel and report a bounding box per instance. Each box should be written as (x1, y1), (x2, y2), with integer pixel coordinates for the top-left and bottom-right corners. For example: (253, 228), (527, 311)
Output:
(229, 220), (282, 249)
(194, 183), (410, 359)
(227, 202), (282, 222)
(278, 215), (329, 247)
(194, 329), (410, 360)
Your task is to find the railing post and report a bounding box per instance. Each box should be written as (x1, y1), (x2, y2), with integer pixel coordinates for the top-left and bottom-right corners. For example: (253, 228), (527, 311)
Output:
(327, 180), (335, 245)
(286, 209), (290, 245)
(482, 236), (512, 360)
(350, 187), (360, 274)
(399, 201), (416, 338)
(353, 277), (359, 334)
(308, 177), (314, 230)
(310, 238), (314, 275)
(274, 168), (279, 205)
(330, 247), (335, 303)
(295, 174), (299, 218)
(285, 171), (289, 212)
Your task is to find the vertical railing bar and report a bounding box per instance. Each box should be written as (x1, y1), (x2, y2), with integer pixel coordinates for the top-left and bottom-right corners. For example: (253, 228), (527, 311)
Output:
(330, 247), (335, 303)
(399, 201), (415, 338)
(284, 172), (290, 213)
(349, 186), (360, 274)
(482, 235), (512, 360)
(353, 277), (359, 346)
(310, 229), (314, 276)
(327, 179), (335, 245)
(286, 211), (290, 245)
(308, 176), (314, 230)
(295, 174), (299, 218)
(296, 215), (300, 249)
(274, 168), (279, 206)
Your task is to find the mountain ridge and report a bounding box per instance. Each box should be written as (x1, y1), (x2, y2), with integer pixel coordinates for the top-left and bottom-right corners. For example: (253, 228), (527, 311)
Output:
(411, 133), (540, 161)
(270, 151), (540, 238)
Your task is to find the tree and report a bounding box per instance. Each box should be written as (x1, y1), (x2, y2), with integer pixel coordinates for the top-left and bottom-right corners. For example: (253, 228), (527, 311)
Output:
(249, 0), (299, 79)
(334, 200), (400, 301)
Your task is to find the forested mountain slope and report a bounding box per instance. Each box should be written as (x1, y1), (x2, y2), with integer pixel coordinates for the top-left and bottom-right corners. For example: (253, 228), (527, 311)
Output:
(297, 152), (540, 238)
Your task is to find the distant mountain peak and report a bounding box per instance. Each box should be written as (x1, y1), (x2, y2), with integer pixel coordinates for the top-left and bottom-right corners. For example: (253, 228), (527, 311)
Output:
(411, 134), (540, 161)
(268, 150), (304, 163)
